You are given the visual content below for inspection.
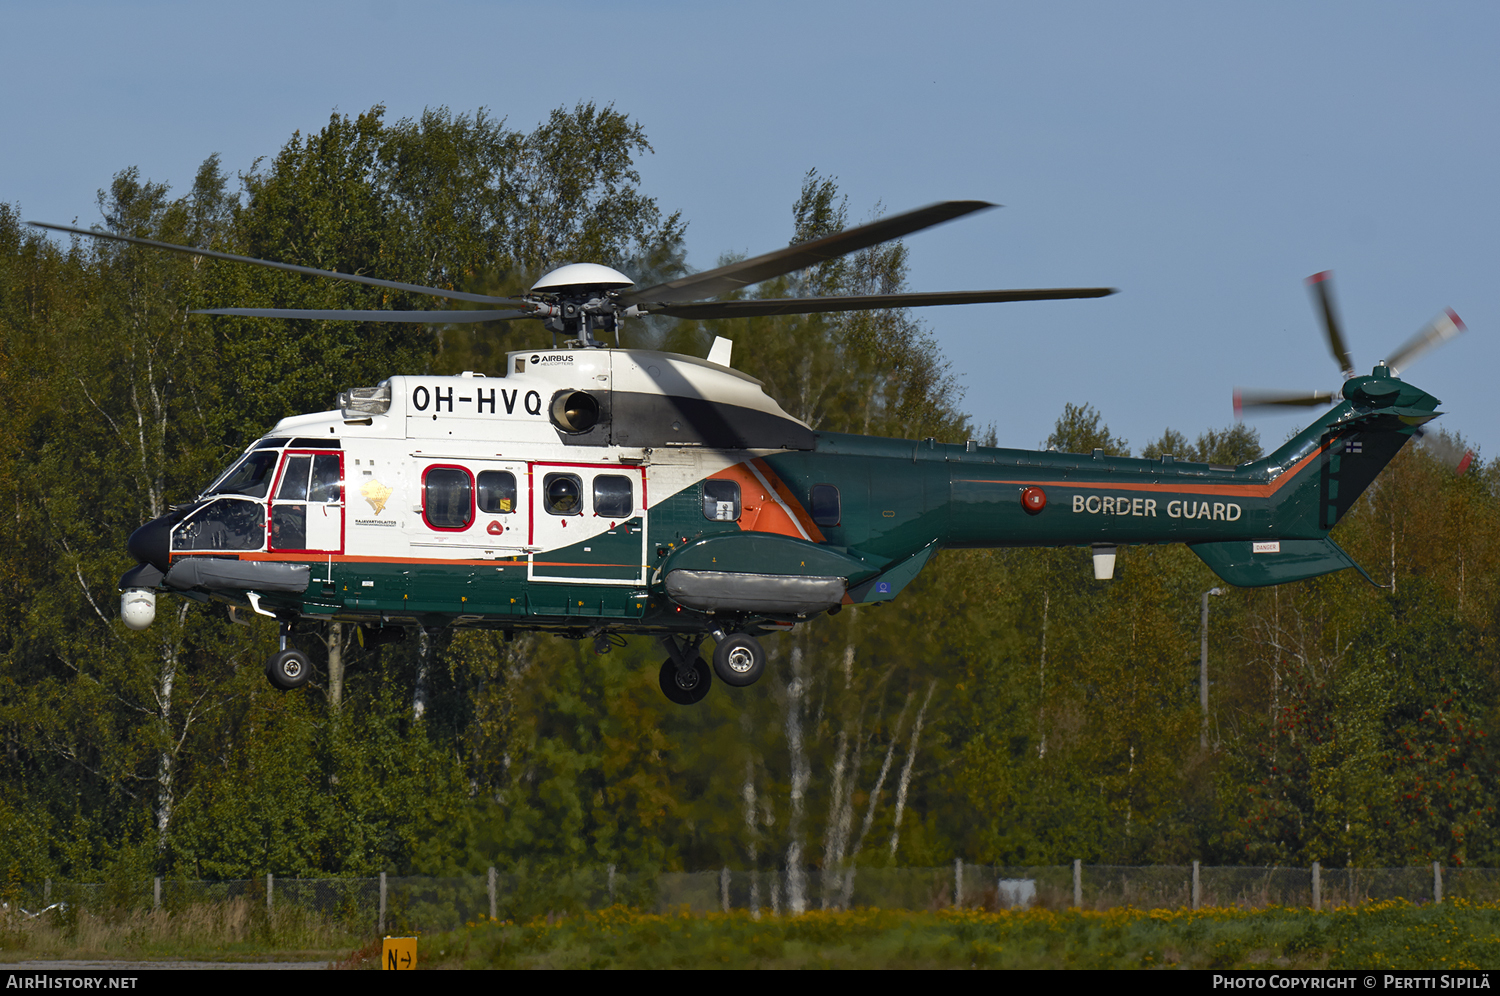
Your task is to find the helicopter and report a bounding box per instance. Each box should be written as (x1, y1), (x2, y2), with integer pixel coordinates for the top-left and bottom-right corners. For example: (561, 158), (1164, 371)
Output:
(30, 203), (1462, 705)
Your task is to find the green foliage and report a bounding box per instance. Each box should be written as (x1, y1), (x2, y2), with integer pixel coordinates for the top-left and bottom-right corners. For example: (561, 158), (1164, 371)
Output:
(1142, 423), (1262, 465)
(1046, 402), (1129, 456)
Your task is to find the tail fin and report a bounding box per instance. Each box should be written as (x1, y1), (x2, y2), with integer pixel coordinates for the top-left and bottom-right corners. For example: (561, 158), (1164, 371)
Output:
(1191, 365), (1440, 587)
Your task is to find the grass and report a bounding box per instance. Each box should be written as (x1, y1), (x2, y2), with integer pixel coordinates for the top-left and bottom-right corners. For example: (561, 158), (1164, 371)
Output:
(395, 900), (1500, 970)
(4, 896), (1494, 968)
(0, 898), (362, 963)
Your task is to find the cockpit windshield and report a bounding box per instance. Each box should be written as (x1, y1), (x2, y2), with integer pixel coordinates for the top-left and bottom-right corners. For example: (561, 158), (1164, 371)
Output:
(202, 449), (281, 499)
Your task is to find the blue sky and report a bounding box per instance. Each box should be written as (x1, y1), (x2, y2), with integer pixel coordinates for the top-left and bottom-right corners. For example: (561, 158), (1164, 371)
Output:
(5, 1), (1495, 459)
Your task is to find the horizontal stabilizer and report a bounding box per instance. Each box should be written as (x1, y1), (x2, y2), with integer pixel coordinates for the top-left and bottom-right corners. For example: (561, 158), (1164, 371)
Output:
(1189, 538), (1369, 588)
(844, 540), (939, 604)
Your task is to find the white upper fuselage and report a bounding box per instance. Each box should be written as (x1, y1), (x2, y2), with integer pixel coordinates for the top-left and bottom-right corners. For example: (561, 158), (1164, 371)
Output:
(239, 347), (808, 584)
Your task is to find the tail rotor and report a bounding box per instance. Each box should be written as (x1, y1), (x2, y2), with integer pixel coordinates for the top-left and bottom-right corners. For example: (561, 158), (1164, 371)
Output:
(1233, 271), (1465, 418)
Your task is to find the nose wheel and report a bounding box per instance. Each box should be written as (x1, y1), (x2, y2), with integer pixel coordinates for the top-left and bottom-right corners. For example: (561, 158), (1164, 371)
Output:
(266, 648), (312, 690)
(265, 621), (312, 691)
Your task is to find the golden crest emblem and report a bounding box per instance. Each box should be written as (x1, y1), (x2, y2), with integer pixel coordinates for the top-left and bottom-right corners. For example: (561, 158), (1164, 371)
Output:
(361, 479), (393, 515)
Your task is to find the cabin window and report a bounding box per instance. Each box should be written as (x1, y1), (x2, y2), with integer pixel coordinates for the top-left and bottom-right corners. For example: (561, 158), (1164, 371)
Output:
(703, 480), (741, 521)
(477, 471), (517, 514)
(593, 475), (633, 518)
(810, 484), (841, 527)
(544, 473), (583, 516)
(423, 466), (474, 530)
(172, 498), (266, 552)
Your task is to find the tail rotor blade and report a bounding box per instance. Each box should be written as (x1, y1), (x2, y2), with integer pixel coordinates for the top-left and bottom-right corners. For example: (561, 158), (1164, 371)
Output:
(1307, 271), (1355, 378)
(1414, 426), (1476, 477)
(1384, 308), (1466, 376)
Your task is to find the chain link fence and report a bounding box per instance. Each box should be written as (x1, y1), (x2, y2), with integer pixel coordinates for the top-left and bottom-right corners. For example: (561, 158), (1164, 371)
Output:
(7, 861), (1483, 932)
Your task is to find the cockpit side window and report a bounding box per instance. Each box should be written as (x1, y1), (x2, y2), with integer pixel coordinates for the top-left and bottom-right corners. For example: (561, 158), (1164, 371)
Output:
(309, 454), (342, 503)
(270, 450), (343, 551)
(204, 449), (281, 499)
(276, 455), (312, 501)
(173, 499), (266, 552)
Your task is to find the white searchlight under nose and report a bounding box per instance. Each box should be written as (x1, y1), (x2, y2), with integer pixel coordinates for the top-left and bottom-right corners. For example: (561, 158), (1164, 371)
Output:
(121, 588), (157, 630)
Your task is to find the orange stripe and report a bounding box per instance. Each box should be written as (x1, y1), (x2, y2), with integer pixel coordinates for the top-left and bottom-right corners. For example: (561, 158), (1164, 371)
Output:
(180, 551), (642, 569)
(710, 463), (807, 540)
(228, 552), (522, 568)
(956, 445), (1327, 500)
(750, 458), (826, 543)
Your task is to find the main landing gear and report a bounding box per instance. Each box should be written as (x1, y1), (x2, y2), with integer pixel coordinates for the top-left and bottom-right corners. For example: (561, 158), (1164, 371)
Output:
(658, 631), (767, 706)
(659, 634), (710, 705)
(265, 621), (312, 691)
(711, 631), (766, 687)
(659, 655), (711, 706)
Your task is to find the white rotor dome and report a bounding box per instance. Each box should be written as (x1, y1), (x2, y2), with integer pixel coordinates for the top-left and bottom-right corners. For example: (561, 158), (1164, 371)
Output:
(531, 263), (634, 293)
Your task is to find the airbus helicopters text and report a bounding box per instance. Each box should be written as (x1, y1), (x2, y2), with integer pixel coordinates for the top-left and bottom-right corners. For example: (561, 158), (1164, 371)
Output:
(29, 201), (1461, 704)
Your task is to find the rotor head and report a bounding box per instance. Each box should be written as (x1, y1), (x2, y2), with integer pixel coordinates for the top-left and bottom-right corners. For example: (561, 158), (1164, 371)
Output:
(531, 263), (635, 295)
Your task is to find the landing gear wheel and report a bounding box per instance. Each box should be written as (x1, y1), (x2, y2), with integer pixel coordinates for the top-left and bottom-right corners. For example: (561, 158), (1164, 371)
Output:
(265, 649), (312, 691)
(712, 633), (766, 687)
(659, 657), (711, 706)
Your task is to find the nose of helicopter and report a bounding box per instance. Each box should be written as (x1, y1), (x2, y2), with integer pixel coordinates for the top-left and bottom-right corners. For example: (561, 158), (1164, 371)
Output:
(127, 515), (173, 572)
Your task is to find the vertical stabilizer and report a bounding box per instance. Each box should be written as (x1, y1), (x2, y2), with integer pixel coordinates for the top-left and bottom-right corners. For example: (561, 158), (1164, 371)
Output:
(1191, 366), (1440, 586)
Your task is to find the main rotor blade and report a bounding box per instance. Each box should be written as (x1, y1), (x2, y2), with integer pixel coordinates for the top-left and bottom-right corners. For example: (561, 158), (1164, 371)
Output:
(1233, 388), (1339, 419)
(643, 287), (1116, 320)
(192, 308), (534, 323)
(618, 201), (997, 307)
(1306, 271), (1355, 378)
(27, 221), (527, 306)
(1383, 308), (1465, 376)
